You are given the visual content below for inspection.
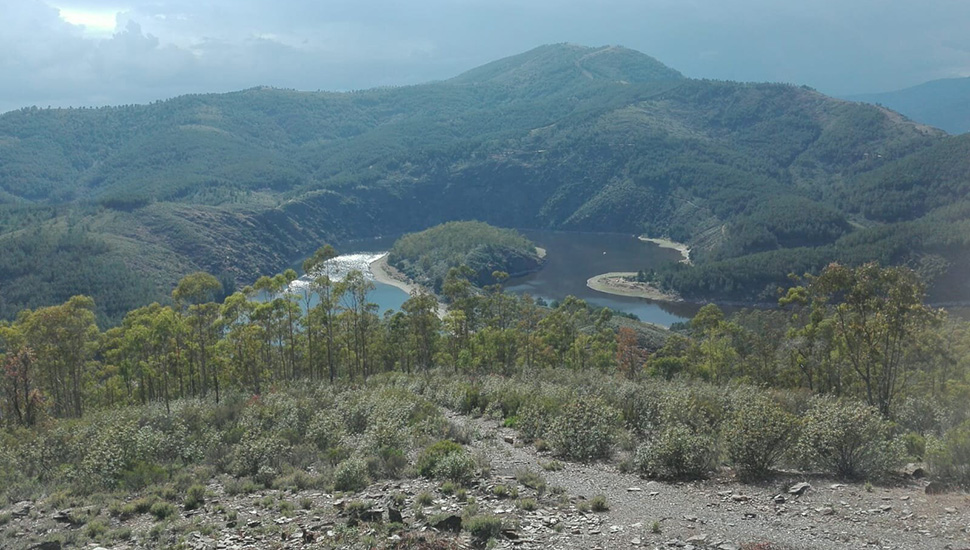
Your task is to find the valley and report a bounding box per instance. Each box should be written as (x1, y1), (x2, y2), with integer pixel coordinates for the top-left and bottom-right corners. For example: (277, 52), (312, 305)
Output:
(2, 44), (969, 324)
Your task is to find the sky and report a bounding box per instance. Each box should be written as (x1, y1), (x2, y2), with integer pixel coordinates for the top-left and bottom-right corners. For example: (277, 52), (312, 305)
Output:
(3, 0), (970, 113)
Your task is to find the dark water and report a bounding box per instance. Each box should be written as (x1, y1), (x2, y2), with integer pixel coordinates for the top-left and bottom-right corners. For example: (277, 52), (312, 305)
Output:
(505, 230), (701, 326)
(334, 230), (700, 326)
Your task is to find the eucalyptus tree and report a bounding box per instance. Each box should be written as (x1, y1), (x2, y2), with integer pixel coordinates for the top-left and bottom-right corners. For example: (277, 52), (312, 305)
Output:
(797, 263), (942, 417)
(17, 295), (99, 418)
(303, 245), (340, 382)
(173, 272), (223, 401)
(401, 291), (440, 371)
(338, 270), (377, 379)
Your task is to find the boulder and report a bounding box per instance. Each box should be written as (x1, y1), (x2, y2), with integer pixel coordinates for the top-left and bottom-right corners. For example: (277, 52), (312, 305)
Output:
(432, 514), (462, 533)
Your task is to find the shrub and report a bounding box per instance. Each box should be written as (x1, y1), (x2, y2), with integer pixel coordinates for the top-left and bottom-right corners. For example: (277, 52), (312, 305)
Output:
(184, 484), (206, 510)
(417, 440), (464, 477)
(540, 460), (564, 471)
(464, 514), (503, 544)
(514, 468), (546, 493)
(333, 458), (370, 492)
(516, 400), (557, 442)
(724, 397), (799, 480)
(547, 397), (620, 461)
(84, 518), (108, 539)
(433, 451), (477, 485)
(896, 396), (944, 436)
(306, 410), (345, 452)
(797, 398), (902, 480)
(635, 425), (717, 480)
(590, 495), (609, 512)
(927, 420), (970, 486)
(149, 501), (177, 520)
(415, 491), (434, 507)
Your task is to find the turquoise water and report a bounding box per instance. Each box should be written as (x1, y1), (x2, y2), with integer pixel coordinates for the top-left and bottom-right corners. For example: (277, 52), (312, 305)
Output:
(331, 231), (698, 327)
(290, 237), (410, 316)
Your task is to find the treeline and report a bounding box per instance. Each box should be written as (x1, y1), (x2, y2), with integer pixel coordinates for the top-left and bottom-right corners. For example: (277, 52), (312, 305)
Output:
(0, 245), (624, 424)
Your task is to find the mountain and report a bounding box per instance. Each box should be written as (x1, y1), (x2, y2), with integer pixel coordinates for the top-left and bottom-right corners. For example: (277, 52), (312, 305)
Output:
(847, 77), (970, 135)
(0, 43), (967, 323)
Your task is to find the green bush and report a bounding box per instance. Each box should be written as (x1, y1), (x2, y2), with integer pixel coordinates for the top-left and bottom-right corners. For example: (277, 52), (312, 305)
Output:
(547, 397), (620, 461)
(415, 491), (434, 506)
(590, 495), (609, 512)
(149, 501), (177, 520)
(416, 440), (464, 477)
(333, 457), (370, 492)
(724, 397), (799, 480)
(927, 420), (970, 486)
(184, 484), (206, 510)
(635, 425), (717, 480)
(306, 410), (346, 452)
(514, 468), (546, 493)
(433, 451), (477, 485)
(797, 398), (901, 480)
(464, 514), (503, 544)
(84, 519), (108, 539)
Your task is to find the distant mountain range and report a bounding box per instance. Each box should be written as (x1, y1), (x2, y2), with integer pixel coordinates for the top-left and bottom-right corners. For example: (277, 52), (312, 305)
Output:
(847, 77), (970, 135)
(1, 44), (968, 323)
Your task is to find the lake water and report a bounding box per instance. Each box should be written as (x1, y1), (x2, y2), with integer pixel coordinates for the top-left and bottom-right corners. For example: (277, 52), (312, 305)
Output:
(289, 236), (410, 316)
(505, 230), (700, 326)
(320, 230), (698, 326)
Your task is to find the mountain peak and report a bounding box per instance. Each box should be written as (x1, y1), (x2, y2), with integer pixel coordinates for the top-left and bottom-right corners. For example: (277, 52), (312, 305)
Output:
(449, 43), (683, 88)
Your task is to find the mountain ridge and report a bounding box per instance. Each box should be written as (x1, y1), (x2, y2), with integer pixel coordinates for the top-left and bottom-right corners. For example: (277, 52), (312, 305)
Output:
(0, 43), (966, 323)
(847, 76), (970, 135)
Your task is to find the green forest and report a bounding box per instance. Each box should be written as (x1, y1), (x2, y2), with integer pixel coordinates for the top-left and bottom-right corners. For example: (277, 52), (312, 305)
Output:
(2, 44), (970, 324)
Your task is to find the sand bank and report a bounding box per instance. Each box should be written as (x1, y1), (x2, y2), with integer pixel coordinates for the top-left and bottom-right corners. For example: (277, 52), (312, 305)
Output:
(587, 272), (682, 303)
(639, 236), (691, 265)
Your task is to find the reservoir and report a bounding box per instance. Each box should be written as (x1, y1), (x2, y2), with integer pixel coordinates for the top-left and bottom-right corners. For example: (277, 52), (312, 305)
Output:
(505, 230), (699, 326)
(325, 230), (697, 327)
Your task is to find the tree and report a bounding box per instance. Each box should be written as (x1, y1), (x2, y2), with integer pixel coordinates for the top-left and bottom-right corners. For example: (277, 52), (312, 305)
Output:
(305, 245), (342, 383)
(401, 292), (439, 371)
(616, 327), (644, 379)
(339, 270), (377, 379)
(800, 263), (942, 417)
(689, 305), (740, 384)
(19, 295), (99, 418)
(173, 272), (223, 401)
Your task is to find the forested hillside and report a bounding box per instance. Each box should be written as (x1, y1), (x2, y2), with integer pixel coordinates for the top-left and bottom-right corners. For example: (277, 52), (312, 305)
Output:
(1, 43), (968, 323)
(388, 222), (543, 291)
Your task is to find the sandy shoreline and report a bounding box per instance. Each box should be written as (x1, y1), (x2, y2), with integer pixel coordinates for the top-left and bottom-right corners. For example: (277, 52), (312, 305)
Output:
(368, 254), (423, 296)
(639, 236), (691, 265)
(587, 272), (683, 303)
(369, 254), (448, 317)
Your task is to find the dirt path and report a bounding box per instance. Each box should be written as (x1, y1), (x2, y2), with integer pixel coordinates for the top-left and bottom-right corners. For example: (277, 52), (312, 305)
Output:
(457, 413), (970, 550)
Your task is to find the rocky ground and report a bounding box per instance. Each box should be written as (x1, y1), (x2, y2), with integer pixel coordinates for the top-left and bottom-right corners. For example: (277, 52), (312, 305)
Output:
(2, 411), (969, 550)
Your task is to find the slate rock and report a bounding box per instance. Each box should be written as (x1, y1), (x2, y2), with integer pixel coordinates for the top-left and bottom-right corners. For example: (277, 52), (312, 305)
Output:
(432, 514), (463, 533)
